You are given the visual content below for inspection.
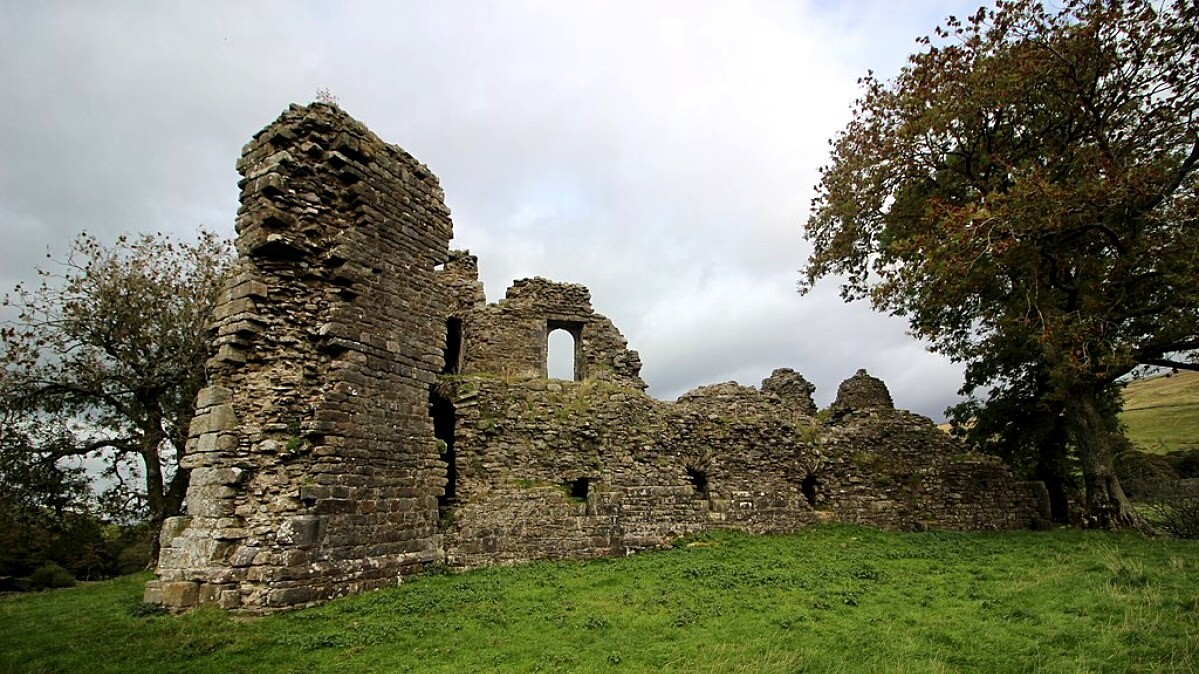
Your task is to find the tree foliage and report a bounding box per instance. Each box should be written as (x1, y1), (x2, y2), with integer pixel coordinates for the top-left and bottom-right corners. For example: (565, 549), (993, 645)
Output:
(0, 421), (93, 577)
(0, 422), (92, 524)
(802, 0), (1199, 527)
(0, 417), (157, 581)
(1, 231), (233, 558)
(948, 362), (1078, 521)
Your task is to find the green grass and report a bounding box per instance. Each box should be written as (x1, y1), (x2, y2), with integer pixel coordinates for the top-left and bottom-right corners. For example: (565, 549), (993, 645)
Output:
(3, 526), (1198, 673)
(1121, 371), (1199, 454)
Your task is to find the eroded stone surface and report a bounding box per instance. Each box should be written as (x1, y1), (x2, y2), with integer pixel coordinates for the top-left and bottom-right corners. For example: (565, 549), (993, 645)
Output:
(761, 368), (818, 416)
(828, 368), (895, 421)
(456, 275), (644, 387)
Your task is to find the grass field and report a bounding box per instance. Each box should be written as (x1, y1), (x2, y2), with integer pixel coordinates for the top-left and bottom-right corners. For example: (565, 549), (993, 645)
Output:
(3, 525), (1197, 673)
(1121, 371), (1199, 454)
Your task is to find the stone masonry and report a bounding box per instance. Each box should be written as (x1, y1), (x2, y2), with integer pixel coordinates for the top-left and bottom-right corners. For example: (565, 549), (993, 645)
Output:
(147, 104), (452, 611)
(148, 104), (1048, 613)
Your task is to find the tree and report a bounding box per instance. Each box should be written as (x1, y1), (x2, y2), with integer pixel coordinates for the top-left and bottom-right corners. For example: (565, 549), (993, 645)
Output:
(0, 420), (94, 576)
(947, 362), (1077, 522)
(1, 231), (233, 558)
(801, 0), (1199, 528)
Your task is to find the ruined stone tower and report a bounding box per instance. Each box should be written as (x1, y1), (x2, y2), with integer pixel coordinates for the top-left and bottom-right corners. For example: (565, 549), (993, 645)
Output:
(148, 104), (1047, 613)
(147, 103), (453, 611)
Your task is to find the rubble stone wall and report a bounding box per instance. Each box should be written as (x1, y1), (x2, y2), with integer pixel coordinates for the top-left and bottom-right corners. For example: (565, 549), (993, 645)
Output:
(812, 373), (1048, 530)
(439, 378), (819, 568)
(438, 372), (1046, 569)
(439, 249), (487, 318)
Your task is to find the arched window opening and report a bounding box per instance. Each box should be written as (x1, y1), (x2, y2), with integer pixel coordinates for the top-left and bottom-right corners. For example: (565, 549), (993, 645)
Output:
(547, 327), (577, 380)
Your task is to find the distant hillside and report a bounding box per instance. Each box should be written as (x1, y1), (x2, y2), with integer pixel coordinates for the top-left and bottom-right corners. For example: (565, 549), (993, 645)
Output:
(1120, 370), (1199, 454)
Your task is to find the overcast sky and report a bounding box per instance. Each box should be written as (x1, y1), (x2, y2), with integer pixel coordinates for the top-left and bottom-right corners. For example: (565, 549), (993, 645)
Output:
(1, 0), (993, 421)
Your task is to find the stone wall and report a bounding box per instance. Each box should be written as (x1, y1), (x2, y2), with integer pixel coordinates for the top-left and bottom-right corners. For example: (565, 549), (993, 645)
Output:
(146, 103), (453, 612)
(459, 277), (645, 388)
(439, 376), (820, 568)
(759, 368), (818, 417)
(437, 371), (1047, 568)
(813, 370), (1049, 530)
(439, 249), (487, 318)
(148, 104), (1047, 614)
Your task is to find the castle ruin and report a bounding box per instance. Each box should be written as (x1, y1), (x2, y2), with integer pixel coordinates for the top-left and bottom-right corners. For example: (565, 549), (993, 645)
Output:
(145, 104), (1049, 613)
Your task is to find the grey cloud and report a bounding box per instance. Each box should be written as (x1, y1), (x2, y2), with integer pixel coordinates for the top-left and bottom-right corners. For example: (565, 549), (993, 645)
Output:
(2, 0), (986, 423)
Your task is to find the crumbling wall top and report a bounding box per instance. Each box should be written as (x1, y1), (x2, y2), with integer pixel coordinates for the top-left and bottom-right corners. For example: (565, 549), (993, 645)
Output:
(445, 249), (480, 275)
(828, 369), (895, 421)
(676, 382), (782, 418)
(503, 277), (593, 316)
(460, 276), (643, 388)
(440, 249), (486, 314)
(760, 368), (817, 417)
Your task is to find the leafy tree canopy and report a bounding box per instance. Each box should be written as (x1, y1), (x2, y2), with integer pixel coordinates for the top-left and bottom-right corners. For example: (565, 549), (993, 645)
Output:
(802, 0), (1199, 527)
(1, 231), (233, 558)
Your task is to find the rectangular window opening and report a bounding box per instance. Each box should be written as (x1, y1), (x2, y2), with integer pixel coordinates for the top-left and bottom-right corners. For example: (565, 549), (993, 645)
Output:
(567, 477), (590, 500)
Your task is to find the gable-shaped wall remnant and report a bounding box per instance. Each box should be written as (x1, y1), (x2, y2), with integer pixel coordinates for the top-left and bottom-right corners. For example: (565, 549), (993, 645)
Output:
(457, 276), (645, 388)
(147, 104), (1048, 614)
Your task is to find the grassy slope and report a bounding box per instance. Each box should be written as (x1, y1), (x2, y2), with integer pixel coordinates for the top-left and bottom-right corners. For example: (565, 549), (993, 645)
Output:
(3, 526), (1197, 674)
(1121, 371), (1199, 454)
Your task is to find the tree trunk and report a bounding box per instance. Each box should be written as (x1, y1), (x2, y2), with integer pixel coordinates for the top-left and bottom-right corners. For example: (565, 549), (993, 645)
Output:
(1064, 388), (1143, 530)
(1035, 416), (1074, 523)
(139, 444), (189, 568)
(141, 442), (168, 563)
(138, 401), (172, 565)
(1037, 464), (1073, 525)
(139, 398), (190, 566)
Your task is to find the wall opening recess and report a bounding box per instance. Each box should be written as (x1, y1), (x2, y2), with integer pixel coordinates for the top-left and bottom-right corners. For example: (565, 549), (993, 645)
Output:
(566, 477), (590, 500)
(443, 318), (463, 374)
(801, 474), (819, 508)
(429, 391), (457, 510)
(686, 467), (710, 500)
